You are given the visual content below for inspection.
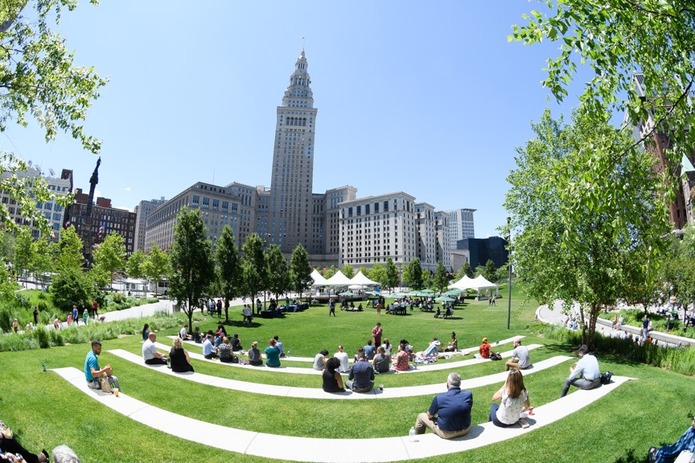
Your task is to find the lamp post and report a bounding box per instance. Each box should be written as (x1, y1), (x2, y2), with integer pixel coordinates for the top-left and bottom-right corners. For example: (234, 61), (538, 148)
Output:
(507, 216), (512, 330)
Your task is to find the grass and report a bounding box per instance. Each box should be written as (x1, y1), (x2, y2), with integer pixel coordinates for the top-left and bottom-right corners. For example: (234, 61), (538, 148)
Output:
(0, 286), (694, 462)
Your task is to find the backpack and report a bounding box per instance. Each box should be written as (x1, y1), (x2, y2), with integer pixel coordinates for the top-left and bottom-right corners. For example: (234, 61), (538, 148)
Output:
(600, 371), (613, 385)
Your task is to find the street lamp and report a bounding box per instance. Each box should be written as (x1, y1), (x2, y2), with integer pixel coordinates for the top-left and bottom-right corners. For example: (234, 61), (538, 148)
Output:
(507, 216), (512, 330)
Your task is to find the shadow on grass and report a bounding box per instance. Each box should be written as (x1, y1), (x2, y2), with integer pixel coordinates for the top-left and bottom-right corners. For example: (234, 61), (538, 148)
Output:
(613, 448), (649, 463)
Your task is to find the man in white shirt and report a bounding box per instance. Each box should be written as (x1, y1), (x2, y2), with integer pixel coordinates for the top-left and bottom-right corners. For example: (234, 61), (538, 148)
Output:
(142, 332), (168, 365)
(560, 344), (601, 397)
(334, 345), (350, 373)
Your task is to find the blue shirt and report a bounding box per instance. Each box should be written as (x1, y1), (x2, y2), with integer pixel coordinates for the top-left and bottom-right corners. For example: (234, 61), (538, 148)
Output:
(84, 349), (99, 382)
(363, 345), (375, 360)
(428, 387), (473, 432)
(348, 359), (374, 389)
(202, 338), (215, 356)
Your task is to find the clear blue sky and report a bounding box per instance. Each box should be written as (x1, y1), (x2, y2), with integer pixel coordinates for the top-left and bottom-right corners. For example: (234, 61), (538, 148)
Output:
(3, 1), (582, 238)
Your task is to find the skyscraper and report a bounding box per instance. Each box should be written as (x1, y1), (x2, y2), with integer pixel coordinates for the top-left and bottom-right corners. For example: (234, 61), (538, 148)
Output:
(268, 49), (317, 253)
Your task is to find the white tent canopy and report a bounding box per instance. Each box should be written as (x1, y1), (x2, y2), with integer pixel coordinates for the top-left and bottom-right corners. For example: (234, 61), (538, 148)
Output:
(471, 275), (498, 290)
(448, 275), (475, 290)
(325, 270), (353, 286)
(349, 270), (379, 287)
(310, 269), (329, 287)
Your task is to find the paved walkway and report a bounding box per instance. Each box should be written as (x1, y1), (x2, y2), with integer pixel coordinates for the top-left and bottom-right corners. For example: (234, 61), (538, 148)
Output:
(109, 348), (570, 399)
(536, 301), (695, 347)
(53, 366), (632, 463)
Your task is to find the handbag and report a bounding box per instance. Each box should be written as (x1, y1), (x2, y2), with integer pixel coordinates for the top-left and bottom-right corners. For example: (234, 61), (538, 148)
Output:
(99, 375), (112, 393)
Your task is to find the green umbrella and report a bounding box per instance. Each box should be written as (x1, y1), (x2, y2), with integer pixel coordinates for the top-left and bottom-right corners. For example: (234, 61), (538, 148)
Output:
(435, 296), (456, 303)
(339, 291), (355, 297)
(444, 288), (463, 296)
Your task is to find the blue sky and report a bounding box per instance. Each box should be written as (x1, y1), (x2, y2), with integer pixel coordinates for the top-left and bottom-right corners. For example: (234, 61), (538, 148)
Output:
(3, 1), (582, 238)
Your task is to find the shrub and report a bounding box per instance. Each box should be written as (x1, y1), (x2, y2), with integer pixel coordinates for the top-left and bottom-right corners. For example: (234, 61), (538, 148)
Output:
(34, 326), (50, 349)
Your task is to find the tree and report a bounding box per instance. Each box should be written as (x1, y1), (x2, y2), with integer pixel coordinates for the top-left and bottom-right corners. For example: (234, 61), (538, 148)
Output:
(241, 233), (266, 314)
(659, 228), (695, 325)
(432, 261), (449, 295)
(30, 235), (54, 287)
(142, 244), (170, 297)
(368, 263), (386, 289)
(50, 268), (93, 311)
(341, 263), (355, 279)
(55, 226), (83, 271)
(265, 243), (288, 302)
(0, 1), (106, 232)
(126, 249), (147, 279)
(322, 265), (337, 279)
(384, 257), (400, 291)
(402, 258), (424, 290)
(169, 209), (214, 333)
(475, 259), (497, 283)
(505, 108), (670, 348)
(289, 244), (312, 300)
(92, 233), (126, 289)
(511, 1), (695, 198)
(457, 261), (474, 279)
(12, 227), (32, 283)
(215, 225), (241, 322)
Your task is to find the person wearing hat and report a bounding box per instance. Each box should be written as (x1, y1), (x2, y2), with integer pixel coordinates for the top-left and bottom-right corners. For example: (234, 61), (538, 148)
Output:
(560, 344), (601, 397)
(480, 337), (501, 361)
(84, 340), (120, 391)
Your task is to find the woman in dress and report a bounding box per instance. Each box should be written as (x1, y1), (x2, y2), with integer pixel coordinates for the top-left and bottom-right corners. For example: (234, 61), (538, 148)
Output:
(169, 337), (194, 373)
(394, 343), (410, 371)
(248, 341), (263, 366)
(265, 338), (281, 367)
(322, 357), (345, 393)
(489, 368), (531, 427)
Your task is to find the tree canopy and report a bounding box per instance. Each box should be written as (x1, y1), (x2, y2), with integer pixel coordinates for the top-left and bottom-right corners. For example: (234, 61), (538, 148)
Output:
(505, 108), (670, 347)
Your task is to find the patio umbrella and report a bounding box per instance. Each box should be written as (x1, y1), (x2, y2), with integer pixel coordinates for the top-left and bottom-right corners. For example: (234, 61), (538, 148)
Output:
(339, 291), (355, 297)
(435, 296), (456, 303)
(444, 288), (463, 296)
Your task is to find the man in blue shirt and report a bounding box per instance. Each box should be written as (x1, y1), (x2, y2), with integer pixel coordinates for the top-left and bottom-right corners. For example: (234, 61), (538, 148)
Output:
(415, 372), (473, 439)
(347, 349), (374, 393)
(84, 340), (120, 391)
(560, 344), (601, 397)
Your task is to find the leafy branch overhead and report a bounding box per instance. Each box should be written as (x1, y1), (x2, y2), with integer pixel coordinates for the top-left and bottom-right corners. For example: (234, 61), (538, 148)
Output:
(0, 0), (106, 152)
(511, 1), (695, 164)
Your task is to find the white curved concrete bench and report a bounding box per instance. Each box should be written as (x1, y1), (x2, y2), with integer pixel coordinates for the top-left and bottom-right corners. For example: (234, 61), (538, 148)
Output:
(52, 366), (632, 462)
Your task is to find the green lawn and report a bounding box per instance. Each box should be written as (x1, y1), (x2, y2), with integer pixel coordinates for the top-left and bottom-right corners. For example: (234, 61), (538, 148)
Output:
(1, 288), (694, 462)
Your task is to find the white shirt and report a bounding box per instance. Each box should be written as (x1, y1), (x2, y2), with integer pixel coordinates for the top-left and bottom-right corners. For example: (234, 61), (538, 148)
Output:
(496, 388), (528, 425)
(142, 339), (158, 361)
(334, 351), (349, 372)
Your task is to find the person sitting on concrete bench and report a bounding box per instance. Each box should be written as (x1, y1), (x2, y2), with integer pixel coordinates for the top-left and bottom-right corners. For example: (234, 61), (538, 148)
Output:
(414, 372), (473, 439)
(560, 344), (600, 397)
(648, 416), (695, 463)
(505, 339), (531, 371)
(142, 332), (168, 365)
(347, 349), (374, 392)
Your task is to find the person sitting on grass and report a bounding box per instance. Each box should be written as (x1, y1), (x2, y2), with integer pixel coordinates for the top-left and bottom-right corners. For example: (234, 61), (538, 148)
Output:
(202, 334), (219, 360)
(169, 337), (194, 373)
(248, 341), (264, 366)
(142, 332), (168, 365)
(84, 340), (120, 391)
(479, 337), (501, 360)
(489, 368), (531, 427)
(265, 338), (281, 367)
(444, 332), (458, 352)
(230, 333), (243, 352)
(179, 325), (191, 341)
(322, 357), (346, 393)
(0, 419), (50, 462)
(648, 416), (695, 463)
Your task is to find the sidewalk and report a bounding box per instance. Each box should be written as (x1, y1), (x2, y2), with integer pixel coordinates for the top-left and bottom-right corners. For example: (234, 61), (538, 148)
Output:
(536, 301), (695, 347)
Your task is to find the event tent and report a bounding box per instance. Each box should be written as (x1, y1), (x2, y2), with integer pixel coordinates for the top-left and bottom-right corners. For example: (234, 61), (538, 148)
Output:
(349, 271), (379, 287)
(325, 270), (353, 286)
(310, 269), (329, 287)
(448, 275), (475, 290)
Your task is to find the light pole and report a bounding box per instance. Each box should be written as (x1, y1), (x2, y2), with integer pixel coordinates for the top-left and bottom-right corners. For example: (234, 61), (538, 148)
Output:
(507, 216), (512, 330)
